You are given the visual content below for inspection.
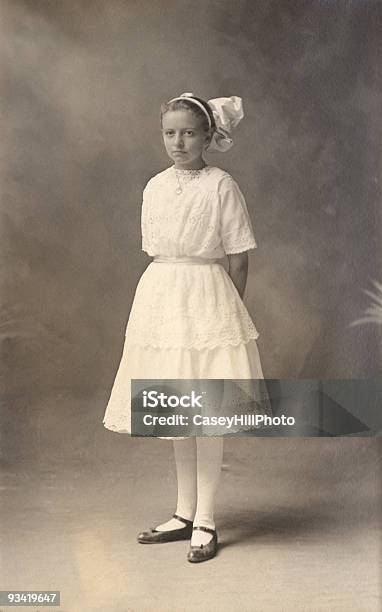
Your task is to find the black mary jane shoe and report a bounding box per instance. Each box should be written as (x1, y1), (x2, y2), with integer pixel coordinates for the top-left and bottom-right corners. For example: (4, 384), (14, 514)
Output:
(187, 526), (218, 563)
(137, 513), (193, 544)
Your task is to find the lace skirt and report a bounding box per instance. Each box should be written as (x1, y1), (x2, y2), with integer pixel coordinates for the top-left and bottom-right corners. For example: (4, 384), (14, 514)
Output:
(103, 258), (272, 438)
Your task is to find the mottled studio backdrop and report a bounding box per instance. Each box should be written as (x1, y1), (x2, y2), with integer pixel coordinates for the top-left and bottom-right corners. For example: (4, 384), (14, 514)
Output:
(1, 0), (382, 405)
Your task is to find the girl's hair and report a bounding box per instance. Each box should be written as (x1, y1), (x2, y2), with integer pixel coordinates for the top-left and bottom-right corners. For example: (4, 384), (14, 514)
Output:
(160, 96), (216, 132)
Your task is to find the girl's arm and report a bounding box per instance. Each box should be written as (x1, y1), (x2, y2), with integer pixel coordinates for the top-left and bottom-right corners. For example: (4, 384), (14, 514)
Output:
(227, 252), (248, 299)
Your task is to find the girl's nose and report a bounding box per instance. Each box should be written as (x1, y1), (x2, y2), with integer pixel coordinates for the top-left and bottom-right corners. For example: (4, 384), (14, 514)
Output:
(174, 133), (184, 147)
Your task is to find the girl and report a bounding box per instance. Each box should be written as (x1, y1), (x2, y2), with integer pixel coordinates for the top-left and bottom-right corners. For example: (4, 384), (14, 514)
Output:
(103, 92), (272, 563)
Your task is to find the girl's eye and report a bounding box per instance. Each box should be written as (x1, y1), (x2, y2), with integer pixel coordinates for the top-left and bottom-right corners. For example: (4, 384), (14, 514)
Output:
(165, 131), (174, 136)
(185, 131), (194, 136)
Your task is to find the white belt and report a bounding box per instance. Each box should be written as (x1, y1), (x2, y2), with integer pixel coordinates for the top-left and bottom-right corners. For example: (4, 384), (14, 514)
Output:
(153, 256), (219, 265)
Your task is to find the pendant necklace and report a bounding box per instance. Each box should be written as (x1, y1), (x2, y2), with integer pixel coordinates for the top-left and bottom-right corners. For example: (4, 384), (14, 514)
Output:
(174, 166), (207, 195)
(175, 174), (183, 195)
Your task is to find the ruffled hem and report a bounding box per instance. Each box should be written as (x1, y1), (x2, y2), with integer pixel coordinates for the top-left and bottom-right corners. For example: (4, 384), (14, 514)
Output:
(102, 339), (272, 436)
(104, 418), (272, 439)
(224, 243), (257, 255)
(126, 330), (259, 350)
(103, 419), (271, 439)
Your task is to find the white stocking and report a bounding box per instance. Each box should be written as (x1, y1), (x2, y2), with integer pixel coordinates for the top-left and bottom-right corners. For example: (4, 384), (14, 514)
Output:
(156, 437), (197, 531)
(192, 436), (224, 546)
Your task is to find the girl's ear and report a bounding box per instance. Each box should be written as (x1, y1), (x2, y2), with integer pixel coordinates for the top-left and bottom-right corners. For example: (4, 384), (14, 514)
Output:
(204, 128), (214, 147)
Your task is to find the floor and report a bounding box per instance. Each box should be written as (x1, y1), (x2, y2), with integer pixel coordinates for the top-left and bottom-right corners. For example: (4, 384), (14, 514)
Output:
(0, 394), (381, 612)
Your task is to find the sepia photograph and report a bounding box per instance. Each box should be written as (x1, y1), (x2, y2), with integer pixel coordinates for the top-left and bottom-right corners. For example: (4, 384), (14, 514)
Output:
(1, 1), (381, 611)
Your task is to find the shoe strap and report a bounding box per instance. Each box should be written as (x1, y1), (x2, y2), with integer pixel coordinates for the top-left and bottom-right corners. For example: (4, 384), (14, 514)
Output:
(172, 513), (193, 526)
(192, 525), (216, 536)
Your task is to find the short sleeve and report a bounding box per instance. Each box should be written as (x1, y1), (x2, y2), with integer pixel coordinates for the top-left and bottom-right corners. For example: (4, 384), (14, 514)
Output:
(219, 176), (257, 255)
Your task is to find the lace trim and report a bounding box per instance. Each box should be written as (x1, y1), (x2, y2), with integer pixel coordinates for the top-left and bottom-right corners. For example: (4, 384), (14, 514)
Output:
(173, 166), (210, 190)
(125, 334), (260, 350)
(125, 311), (259, 349)
(103, 416), (131, 434)
(223, 227), (257, 254)
(173, 165), (209, 173)
(103, 374), (273, 437)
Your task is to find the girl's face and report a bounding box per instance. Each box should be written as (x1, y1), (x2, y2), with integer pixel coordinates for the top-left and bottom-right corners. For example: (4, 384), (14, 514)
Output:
(161, 110), (212, 169)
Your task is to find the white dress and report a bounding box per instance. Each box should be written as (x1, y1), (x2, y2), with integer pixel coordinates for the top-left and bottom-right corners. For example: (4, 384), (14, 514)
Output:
(103, 165), (272, 437)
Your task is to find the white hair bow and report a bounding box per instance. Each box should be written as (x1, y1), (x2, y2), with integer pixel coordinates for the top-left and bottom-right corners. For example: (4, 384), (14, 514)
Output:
(207, 96), (244, 153)
(170, 93), (244, 153)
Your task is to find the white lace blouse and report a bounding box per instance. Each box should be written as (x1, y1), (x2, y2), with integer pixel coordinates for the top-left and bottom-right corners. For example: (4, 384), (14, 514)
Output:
(141, 165), (257, 258)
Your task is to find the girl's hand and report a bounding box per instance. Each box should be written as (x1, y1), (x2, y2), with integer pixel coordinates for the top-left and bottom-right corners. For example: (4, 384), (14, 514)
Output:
(227, 252), (248, 299)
